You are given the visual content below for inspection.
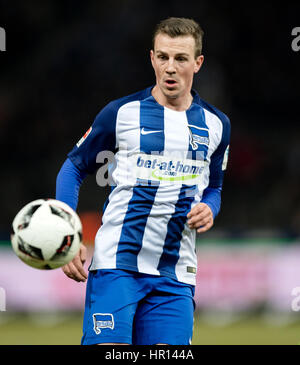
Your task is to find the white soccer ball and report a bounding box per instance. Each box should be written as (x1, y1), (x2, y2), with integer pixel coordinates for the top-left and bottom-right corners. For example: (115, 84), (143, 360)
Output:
(11, 199), (82, 270)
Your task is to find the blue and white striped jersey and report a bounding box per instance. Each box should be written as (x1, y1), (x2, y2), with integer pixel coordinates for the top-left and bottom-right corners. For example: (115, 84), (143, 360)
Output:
(67, 86), (230, 285)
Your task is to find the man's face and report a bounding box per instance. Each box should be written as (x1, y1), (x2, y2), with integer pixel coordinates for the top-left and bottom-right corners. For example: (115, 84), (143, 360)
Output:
(150, 33), (204, 101)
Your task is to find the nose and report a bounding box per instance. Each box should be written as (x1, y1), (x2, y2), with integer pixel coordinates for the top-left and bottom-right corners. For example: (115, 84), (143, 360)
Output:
(166, 58), (176, 74)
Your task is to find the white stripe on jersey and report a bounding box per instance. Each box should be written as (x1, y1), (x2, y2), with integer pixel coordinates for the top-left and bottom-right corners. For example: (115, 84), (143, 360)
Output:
(93, 186), (135, 268)
(175, 224), (197, 284)
(174, 110), (198, 284)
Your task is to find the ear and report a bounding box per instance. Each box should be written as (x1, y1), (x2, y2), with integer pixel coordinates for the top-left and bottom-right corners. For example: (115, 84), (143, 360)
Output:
(194, 55), (204, 74)
(150, 49), (155, 67)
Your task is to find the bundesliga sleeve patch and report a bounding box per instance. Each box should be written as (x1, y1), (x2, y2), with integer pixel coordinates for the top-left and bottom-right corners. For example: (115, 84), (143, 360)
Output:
(76, 126), (92, 147)
(222, 145), (229, 171)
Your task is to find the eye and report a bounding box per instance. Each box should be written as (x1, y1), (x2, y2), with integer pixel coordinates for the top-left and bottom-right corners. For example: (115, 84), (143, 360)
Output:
(176, 56), (187, 62)
(157, 54), (167, 60)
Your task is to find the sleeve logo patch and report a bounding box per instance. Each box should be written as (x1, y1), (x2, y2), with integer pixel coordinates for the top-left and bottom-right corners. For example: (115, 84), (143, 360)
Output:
(76, 126), (92, 148)
(222, 145), (229, 171)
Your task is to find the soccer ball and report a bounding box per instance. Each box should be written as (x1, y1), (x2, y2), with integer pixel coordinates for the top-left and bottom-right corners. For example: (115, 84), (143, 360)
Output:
(11, 199), (82, 270)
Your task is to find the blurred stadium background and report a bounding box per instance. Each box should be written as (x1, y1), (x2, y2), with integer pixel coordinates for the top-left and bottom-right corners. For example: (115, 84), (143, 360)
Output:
(1, 0), (300, 345)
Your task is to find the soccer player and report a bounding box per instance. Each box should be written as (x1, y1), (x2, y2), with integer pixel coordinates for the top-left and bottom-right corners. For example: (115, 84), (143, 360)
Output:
(56, 17), (230, 345)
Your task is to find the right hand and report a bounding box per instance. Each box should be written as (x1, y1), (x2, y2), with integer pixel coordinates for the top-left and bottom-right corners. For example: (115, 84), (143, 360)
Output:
(61, 243), (88, 282)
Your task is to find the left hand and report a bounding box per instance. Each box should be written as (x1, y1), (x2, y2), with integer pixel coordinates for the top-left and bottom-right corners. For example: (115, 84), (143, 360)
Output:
(61, 243), (88, 282)
(187, 203), (214, 234)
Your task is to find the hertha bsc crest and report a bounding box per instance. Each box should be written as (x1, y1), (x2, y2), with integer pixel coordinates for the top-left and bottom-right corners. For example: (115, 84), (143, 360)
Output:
(93, 313), (114, 334)
(188, 126), (210, 151)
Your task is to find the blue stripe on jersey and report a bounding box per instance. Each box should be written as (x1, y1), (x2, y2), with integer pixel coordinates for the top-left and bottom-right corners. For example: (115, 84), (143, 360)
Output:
(157, 185), (196, 279)
(115, 185), (159, 270)
(186, 103), (209, 161)
(116, 99), (164, 271)
(139, 96), (165, 155)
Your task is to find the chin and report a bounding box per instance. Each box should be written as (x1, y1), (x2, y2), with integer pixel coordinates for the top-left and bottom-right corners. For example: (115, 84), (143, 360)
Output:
(163, 87), (181, 99)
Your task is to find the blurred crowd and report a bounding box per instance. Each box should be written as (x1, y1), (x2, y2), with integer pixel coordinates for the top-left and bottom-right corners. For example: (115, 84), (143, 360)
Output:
(0, 0), (299, 238)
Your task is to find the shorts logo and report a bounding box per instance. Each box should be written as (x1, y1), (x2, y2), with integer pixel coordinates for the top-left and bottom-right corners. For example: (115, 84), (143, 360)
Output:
(93, 313), (114, 334)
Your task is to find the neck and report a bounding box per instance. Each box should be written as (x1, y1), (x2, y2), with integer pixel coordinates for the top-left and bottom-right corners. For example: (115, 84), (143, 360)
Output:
(151, 85), (193, 111)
